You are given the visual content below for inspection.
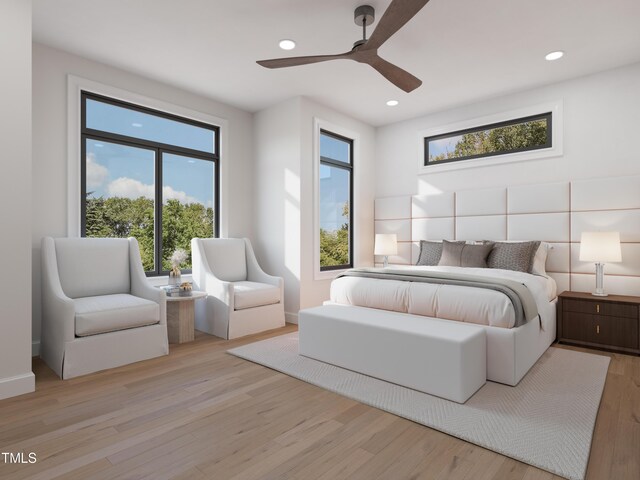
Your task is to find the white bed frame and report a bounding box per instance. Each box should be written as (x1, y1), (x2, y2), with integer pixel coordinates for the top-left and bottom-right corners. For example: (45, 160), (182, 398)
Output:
(362, 174), (640, 385)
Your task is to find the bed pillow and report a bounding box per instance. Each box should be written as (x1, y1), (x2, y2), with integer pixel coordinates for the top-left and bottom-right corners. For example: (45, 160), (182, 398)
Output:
(416, 240), (464, 266)
(487, 241), (541, 273)
(438, 240), (494, 268)
(531, 242), (552, 277)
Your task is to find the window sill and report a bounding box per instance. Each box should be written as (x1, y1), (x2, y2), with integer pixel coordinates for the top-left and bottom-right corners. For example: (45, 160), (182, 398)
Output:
(314, 269), (348, 281)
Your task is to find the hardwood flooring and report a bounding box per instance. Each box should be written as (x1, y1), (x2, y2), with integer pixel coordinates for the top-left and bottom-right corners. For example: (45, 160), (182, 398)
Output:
(0, 325), (638, 480)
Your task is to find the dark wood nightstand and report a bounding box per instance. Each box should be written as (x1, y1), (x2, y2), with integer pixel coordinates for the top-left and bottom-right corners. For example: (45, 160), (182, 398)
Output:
(557, 291), (640, 355)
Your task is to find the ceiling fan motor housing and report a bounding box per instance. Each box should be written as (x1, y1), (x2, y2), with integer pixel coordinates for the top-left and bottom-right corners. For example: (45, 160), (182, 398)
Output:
(354, 5), (375, 26)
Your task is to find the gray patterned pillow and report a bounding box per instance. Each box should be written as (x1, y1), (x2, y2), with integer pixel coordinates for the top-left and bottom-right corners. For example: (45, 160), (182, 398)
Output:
(438, 240), (494, 268)
(416, 240), (463, 266)
(487, 241), (541, 273)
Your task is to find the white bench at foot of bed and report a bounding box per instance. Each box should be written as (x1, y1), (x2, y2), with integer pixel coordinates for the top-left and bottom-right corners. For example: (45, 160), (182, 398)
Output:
(299, 305), (486, 403)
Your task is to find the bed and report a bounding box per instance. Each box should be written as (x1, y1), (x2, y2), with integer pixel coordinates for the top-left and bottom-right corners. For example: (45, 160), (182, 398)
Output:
(328, 176), (640, 385)
(328, 265), (557, 386)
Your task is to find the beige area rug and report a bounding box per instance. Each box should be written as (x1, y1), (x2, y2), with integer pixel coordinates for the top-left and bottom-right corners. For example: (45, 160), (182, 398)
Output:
(228, 333), (610, 480)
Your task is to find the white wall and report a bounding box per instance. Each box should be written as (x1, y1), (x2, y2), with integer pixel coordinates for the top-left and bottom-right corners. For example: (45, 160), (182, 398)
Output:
(253, 97), (376, 322)
(253, 98), (303, 321)
(375, 61), (640, 198)
(32, 44), (255, 351)
(0, 0), (35, 400)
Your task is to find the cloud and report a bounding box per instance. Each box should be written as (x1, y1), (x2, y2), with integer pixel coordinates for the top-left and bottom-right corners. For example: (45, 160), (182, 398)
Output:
(106, 177), (202, 205)
(86, 153), (108, 189)
(162, 185), (201, 205)
(107, 177), (154, 200)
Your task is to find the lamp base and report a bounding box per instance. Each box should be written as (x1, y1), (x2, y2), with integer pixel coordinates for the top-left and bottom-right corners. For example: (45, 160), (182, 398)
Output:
(591, 292), (609, 297)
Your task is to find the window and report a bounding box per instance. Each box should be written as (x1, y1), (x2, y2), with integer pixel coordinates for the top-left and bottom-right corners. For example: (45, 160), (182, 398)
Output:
(319, 130), (353, 271)
(81, 91), (219, 275)
(424, 112), (552, 166)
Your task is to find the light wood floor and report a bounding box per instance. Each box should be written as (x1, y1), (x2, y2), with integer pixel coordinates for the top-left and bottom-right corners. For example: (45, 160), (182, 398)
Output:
(0, 325), (638, 480)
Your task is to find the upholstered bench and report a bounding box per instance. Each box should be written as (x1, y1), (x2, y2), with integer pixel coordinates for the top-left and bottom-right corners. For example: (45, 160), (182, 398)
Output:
(298, 305), (486, 403)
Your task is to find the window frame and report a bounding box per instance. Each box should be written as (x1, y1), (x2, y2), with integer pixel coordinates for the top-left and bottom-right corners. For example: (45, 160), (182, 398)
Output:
(424, 112), (552, 167)
(424, 112), (553, 167)
(80, 90), (220, 277)
(417, 101), (564, 175)
(318, 128), (354, 272)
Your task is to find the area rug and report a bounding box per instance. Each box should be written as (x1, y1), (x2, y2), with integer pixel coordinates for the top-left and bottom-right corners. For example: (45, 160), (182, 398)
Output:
(228, 333), (610, 480)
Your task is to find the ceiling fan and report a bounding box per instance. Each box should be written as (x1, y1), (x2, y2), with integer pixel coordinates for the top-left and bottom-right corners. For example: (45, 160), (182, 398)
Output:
(257, 0), (430, 93)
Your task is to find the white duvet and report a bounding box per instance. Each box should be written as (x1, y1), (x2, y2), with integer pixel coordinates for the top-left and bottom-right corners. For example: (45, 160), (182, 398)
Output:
(329, 266), (557, 329)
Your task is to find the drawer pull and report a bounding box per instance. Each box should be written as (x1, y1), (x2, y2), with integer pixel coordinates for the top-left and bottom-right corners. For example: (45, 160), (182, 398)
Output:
(596, 325), (600, 334)
(596, 304), (600, 313)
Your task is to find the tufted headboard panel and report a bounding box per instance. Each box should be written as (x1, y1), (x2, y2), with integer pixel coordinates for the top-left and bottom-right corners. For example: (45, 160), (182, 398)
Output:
(374, 175), (640, 296)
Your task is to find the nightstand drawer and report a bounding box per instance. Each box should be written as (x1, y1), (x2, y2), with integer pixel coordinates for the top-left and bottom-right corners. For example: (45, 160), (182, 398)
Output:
(563, 312), (639, 350)
(563, 299), (638, 319)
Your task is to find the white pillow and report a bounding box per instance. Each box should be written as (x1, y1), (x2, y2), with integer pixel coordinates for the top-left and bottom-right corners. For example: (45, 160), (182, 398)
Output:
(532, 242), (552, 277)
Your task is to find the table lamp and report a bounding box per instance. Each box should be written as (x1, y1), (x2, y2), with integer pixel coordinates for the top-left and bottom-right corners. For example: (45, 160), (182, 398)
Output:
(375, 234), (397, 268)
(579, 231), (621, 297)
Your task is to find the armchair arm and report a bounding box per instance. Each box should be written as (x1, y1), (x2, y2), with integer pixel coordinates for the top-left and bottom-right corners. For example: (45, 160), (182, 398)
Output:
(41, 237), (75, 377)
(191, 238), (235, 309)
(244, 238), (284, 291)
(129, 238), (166, 325)
(204, 273), (235, 309)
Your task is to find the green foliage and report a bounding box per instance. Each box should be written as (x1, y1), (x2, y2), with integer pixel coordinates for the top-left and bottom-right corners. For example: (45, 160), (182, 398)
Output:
(320, 202), (350, 267)
(161, 199), (213, 270)
(429, 118), (548, 163)
(85, 195), (213, 272)
(320, 228), (349, 267)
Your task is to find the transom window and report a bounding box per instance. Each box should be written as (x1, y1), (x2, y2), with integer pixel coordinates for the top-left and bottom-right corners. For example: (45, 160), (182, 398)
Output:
(424, 112), (552, 166)
(81, 91), (219, 276)
(319, 130), (353, 271)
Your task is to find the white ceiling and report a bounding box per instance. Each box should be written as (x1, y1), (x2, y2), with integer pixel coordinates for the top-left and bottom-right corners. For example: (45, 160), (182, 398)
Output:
(33, 0), (640, 127)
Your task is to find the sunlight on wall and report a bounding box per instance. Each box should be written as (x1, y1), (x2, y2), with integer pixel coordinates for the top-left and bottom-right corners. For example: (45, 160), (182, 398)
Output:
(284, 168), (301, 280)
(417, 178), (444, 195)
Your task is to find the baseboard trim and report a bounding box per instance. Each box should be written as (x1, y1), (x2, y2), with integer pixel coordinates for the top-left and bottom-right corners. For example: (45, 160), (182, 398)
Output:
(285, 312), (299, 324)
(32, 341), (40, 357)
(0, 372), (35, 401)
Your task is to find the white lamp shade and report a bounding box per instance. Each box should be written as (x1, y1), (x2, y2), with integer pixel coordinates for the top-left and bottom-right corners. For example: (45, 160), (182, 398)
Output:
(579, 231), (622, 263)
(374, 234), (398, 256)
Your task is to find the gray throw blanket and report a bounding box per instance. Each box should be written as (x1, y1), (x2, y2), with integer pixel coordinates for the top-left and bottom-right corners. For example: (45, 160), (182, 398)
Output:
(337, 268), (540, 328)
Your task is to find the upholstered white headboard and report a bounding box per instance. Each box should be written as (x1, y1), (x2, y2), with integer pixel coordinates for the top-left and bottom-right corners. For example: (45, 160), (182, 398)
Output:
(374, 175), (640, 296)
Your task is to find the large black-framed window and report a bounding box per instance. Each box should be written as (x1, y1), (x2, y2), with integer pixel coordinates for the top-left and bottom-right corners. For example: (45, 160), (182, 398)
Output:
(319, 129), (354, 271)
(424, 112), (552, 166)
(81, 91), (220, 276)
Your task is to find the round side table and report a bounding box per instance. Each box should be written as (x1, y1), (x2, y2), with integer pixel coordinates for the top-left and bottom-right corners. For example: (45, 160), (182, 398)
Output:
(165, 291), (207, 344)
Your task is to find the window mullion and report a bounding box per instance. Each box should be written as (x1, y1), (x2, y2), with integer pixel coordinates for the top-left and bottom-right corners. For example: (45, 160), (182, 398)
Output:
(156, 148), (163, 276)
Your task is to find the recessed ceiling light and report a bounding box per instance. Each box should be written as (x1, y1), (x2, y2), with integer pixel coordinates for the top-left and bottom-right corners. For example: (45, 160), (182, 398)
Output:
(279, 39), (296, 50)
(386, 100), (399, 107)
(131, 122), (143, 127)
(545, 51), (564, 61)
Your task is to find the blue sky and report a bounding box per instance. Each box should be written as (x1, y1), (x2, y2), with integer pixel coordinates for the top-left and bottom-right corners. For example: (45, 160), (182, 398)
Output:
(320, 134), (350, 232)
(86, 101), (347, 228)
(87, 99), (215, 153)
(428, 135), (465, 160)
(85, 100), (214, 207)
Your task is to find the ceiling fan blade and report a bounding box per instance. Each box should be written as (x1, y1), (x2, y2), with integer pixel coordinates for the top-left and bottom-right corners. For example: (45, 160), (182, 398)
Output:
(363, 0), (430, 51)
(364, 54), (422, 92)
(257, 51), (354, 69)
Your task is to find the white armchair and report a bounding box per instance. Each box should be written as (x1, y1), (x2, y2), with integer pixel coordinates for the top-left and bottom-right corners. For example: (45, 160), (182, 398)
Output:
(41, 237), (168, 379)
(191, 238), (285, 339)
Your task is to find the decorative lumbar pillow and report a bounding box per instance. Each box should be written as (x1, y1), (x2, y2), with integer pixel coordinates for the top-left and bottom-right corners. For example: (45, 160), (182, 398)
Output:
(487, 241), (541, 273)
(438, 240), (494, 268)
(416, 240), (464, 266)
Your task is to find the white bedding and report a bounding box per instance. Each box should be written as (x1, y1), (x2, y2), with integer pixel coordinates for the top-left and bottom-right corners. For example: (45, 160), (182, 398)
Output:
(330, 266), (557, 329)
